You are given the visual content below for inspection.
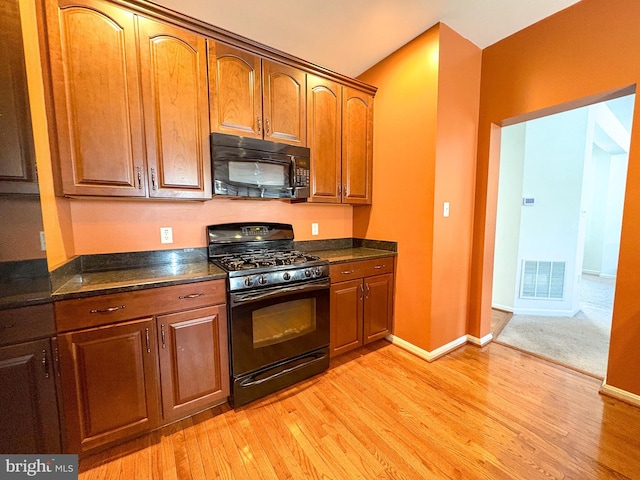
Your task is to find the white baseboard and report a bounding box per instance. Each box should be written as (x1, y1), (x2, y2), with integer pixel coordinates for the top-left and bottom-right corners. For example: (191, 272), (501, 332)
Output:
(582, 269), (600, 275)
(513, 307), (580, 317)
(466, 333), (493, 346)
(491, 303), (513, 313)
(599, 273), (616, 279)
(600, 381), (640, 408)
(385, 334), (467, 362)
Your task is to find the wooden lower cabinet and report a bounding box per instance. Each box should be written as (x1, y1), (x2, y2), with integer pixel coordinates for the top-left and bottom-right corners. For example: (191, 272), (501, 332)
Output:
(157, 305), (229, 423)
(58, 318), (160, 453)
(56, 280), (230, 454)
(329, 258), (394, 357)
(0, 338), (61, 453)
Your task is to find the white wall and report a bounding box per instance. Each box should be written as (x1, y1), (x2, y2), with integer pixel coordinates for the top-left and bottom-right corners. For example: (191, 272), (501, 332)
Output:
(512, 107), (589, 316)
(493, 97), (632, 316)
(493, 123), (525, 311)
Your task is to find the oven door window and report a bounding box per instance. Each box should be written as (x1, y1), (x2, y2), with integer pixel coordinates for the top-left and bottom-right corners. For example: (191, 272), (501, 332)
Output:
(253, 298), (316, 348)
(228, 161), (287, 187)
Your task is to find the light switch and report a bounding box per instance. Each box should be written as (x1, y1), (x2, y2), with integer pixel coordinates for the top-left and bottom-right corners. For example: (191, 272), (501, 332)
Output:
(443, 202), (450, 217)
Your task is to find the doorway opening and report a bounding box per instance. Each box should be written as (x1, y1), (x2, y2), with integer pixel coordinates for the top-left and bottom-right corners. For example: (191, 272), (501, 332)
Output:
(491, 93), (635, 378)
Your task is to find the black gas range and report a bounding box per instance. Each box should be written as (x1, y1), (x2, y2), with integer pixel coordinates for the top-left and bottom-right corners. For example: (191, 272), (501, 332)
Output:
(207, 222), (330, 406)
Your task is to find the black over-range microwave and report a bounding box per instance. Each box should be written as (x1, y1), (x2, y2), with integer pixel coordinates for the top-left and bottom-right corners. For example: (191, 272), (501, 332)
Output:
(211, 133), (311, 199)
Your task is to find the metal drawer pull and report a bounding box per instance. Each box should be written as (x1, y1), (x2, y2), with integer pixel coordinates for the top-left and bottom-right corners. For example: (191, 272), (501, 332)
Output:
(42, 349), (49, 379)
(374, 265), (385, 269)
(179, 292), (205, 299)
(341, 269), (355, 274)
(0, 323), (15, 329)
(90, 305), (125, 314)
(161, 324), (166, 349)
(145, 328), (151, 353)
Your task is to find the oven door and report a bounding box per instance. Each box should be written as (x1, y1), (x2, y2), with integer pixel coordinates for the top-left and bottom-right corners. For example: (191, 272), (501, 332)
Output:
(228, 278), (330, 377)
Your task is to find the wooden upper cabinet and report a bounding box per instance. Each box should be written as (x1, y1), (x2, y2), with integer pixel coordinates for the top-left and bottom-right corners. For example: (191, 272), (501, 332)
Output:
(262, 60), (306, 146)
(307, 75), (341, 203)
(44, 0), (211, 199)
(0, 0), (38, 195)
(48, 0), (145, 197)
(208, 42), (262, 139)
(208, 41), (306, 146)
(342, 87), (373, 204)
(138, 18), (211, 199)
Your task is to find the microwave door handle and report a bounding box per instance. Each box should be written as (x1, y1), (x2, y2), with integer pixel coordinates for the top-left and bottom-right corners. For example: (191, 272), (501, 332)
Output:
(231, 279), (329, 305)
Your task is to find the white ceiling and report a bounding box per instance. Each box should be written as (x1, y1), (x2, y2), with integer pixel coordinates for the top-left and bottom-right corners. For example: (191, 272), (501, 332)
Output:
(154, 0), (581, 78)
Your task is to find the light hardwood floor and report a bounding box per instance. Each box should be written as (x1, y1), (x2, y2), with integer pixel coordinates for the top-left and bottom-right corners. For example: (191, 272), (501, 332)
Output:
(78, 341), (640, 479)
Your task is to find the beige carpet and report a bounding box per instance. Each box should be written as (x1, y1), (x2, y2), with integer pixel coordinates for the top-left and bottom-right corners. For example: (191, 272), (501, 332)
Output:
(495, 274), (613, 378)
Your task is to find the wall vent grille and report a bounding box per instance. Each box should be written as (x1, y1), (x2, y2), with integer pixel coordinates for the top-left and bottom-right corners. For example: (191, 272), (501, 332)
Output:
(520, 260), (565, 299)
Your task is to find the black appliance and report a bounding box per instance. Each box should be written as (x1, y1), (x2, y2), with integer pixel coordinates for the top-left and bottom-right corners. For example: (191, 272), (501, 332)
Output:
(211, 133), (311, 199)
(207, 222), (330, 406)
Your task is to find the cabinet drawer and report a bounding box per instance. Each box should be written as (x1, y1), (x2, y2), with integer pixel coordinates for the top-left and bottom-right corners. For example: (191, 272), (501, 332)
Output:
(330, 257), (394, 282)
(55, 280), (226, 332)
(0, 303), (56, 346)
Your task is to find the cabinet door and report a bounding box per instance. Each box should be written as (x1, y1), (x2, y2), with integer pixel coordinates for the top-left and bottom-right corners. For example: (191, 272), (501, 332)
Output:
(0, 0), (38, 195)
(363, 273), (394, 344)
(330, 279), (363, 357)
(342, 87), (373, 204)
(157, 305), (229, 423)
(0, 338), (61, 453)
(46, 0), (146, 196)
(263, 60), (306, 146)
(307, 75), (341, 203)
(138, 18), (211, 199)
(58, 318), (159, 453)
(208, 41), (262, 139)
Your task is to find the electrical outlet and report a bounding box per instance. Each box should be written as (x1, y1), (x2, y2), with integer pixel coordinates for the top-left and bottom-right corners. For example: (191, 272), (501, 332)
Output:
(312, 223), (319, 236)
(160, 227), (173, 244)
(39, 231), (46, 251)
(443, 202), (450, 217)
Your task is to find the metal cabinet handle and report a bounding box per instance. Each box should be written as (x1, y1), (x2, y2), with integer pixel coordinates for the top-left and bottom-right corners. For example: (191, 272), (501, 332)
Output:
(265, 118), (271, 136)
(374, 265), (385, 269)
(257, 116), (262, 135)
(42, 349), (49, 379)
(365, 283), (371, 299)
(359, 284), (364, 300)
(0, 323), (15, 330)
(145, 328), (151, 353)
(341, 269), (355, 275)
(161, 324), (166, 349)
(136, 166), (143, 189)
(343, 184), (347, 196)
(337, 184), (341, 195)
(90, 305), (125, 314)
(151, 168), (157, 190)
(179, 292), (205, 299)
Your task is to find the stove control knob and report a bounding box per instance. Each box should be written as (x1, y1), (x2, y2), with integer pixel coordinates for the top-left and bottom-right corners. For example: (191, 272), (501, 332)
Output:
(313, 267), (322, 277)
(244, 276), (254, 287)
(304, 269), (312, 277)
(283, 272), (291, 281)
(258, 274), (268, 285)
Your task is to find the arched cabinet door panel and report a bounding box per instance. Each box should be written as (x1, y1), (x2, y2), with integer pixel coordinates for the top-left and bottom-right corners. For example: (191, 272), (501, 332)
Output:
(48, 0), (145, 196)
(342, 87), (373, 205)
(138, 18), (211, 199)
(208, 41), (262, 139)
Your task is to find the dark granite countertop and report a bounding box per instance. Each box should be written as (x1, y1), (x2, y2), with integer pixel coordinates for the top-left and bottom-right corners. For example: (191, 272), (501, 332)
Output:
(52, 262), (226, 300)
(312, 247), (397, 264)
(0, 276), (53, 310)
(49, 239), (397, 300)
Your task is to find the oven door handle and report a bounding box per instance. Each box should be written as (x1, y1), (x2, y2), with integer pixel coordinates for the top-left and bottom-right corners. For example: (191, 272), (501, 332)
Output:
(231, 278), (330, 305)
(238, 350), (328, 388)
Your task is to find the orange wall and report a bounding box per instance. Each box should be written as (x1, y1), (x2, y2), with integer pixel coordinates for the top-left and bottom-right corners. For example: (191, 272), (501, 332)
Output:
(20, 0), (75, 269)
(68, 199), (353, 254)
(357, 24), (481, 352)
(472, 0), (640, 395)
